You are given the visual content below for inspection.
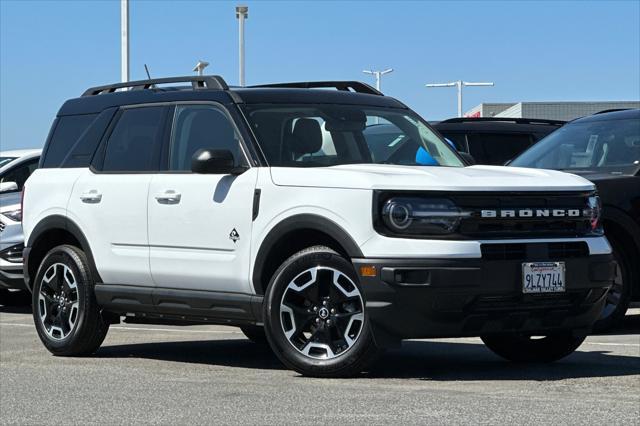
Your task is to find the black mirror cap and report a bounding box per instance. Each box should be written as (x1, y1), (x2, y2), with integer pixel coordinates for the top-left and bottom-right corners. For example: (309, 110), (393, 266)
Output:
(191, 149), (239, 174)
(458, 151), (476, 166)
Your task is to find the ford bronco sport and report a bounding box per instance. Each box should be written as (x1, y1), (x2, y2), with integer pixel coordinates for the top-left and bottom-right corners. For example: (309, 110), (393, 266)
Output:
(22, 76), (614, 377)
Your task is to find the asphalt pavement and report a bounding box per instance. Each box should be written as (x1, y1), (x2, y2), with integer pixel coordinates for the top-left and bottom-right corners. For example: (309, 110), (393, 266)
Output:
(1, 306), (639, 425)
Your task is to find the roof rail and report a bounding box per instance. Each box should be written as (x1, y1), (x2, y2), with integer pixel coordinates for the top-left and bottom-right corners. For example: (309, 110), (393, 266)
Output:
(249, 81), (383, 96)
(82, 75), (229, 97)
(439, 117), (565, 126)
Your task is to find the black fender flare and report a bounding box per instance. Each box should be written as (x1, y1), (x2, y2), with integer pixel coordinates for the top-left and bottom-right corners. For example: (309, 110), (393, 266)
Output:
(602, 205), (640, 295)
(251, 214), (364, 294)
(26, 215), (102, 287)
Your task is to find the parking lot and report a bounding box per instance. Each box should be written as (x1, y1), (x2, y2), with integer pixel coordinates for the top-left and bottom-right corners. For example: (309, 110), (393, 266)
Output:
(0, 306), (638, 425)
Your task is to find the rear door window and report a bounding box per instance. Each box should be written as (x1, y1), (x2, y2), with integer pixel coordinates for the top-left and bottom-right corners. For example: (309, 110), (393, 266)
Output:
(467, 133), (534, 165)
(101, 106), (167, 172)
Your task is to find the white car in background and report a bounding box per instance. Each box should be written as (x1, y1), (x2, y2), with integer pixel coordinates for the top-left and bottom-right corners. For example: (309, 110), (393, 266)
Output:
(0, 149), (41, 303)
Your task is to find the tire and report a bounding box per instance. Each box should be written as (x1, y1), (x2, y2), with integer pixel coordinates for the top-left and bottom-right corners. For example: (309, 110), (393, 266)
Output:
(263, 246), (381, 377)
(32, 245), (109, 356)
(241, 325), (268, 344)
(481, 332), (587, 363)
(593, 237), (633, 332)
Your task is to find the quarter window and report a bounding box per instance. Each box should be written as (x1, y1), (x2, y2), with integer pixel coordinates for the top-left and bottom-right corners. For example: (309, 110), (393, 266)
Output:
(102, 107), (166, 172)
(169, 105), (242, 171)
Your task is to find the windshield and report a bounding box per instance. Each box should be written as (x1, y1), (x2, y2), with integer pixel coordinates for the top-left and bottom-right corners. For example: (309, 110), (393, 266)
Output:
(511, 116), (640, 176)
(0, 157), (17, 168)
(242, 104), (464, 167)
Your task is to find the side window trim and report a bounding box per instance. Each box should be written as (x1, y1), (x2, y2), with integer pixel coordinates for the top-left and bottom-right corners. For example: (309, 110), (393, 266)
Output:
(160, 101), (252, 173)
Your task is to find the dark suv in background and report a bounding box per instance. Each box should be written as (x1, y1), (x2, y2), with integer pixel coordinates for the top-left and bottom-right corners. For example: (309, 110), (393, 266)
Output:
(511, 109), (640, 330)
(433, 117), (565, 165)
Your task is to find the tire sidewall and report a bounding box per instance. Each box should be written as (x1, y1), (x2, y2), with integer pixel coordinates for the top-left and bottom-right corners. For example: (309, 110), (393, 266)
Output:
(263, 248), (374, 374)
(32, 245), (92, 351)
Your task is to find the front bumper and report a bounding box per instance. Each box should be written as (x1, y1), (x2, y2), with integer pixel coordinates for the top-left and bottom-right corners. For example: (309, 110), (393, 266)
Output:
(352, 253), (614, 348)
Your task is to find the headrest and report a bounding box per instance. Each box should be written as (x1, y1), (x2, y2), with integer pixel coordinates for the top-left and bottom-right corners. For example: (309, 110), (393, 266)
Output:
(290, 118), (323, 155)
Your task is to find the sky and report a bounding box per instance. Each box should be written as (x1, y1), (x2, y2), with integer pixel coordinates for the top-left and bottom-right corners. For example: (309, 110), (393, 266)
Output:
(1, 0), (639, 151)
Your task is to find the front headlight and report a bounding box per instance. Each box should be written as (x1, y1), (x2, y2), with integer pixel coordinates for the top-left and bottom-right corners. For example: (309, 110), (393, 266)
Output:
(380, 197), (470, 236)
(585, 195), (602, 234)
(1, 209), (22, 222)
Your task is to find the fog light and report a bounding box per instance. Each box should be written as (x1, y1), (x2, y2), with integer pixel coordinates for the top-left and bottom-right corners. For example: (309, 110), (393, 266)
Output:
(359, 265), (377, 277)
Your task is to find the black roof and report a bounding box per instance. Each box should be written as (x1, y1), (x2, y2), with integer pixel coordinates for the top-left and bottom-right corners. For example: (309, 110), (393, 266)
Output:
(58, 76), (407, 116)
(573, 108), (640, 123)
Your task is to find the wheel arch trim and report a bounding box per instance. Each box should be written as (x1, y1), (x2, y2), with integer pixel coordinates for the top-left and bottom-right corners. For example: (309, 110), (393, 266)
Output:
(25, 215), (102, 289)
(251, 214), (364, 295)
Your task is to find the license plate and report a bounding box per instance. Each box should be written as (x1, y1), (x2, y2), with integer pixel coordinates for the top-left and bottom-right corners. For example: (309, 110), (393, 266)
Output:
(522, 262), (565, 294)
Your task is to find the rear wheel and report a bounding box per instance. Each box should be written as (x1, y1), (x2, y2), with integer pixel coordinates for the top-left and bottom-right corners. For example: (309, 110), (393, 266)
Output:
(481, 332), (586, 362)
(264, 246), (381, 377)
(32, 245), (109, 356)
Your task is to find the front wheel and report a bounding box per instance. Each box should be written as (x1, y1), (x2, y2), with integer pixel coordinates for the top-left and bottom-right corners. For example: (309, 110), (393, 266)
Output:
(263, 246), (381, 377)
(481, 332), (586, 363)
(32, 245), (109, 356)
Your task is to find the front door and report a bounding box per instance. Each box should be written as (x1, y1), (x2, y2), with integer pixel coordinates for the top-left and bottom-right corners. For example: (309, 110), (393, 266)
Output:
(148, 103), (257, 293)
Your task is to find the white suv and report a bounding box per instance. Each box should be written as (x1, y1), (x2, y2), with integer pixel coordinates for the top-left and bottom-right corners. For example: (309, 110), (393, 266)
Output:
(22, 76), (614, 377)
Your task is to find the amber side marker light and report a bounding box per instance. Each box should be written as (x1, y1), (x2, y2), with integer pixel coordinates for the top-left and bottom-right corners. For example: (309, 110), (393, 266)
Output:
(360, 265), (377, 277)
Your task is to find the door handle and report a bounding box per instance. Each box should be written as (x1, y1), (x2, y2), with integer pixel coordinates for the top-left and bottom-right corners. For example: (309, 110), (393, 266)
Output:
(80, 190), (102, 203)
(155, 190), (181, 205)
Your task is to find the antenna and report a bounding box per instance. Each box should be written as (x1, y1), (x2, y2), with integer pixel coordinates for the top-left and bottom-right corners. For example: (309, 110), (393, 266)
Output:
(144, 64), (152, 80)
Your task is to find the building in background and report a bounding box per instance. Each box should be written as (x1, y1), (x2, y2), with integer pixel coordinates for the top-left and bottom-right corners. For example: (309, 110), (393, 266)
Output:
(465, 101), (640, 121)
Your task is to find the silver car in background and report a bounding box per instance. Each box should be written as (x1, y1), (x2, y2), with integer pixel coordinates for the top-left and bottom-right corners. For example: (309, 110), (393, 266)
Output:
(0, 149), (41, 303)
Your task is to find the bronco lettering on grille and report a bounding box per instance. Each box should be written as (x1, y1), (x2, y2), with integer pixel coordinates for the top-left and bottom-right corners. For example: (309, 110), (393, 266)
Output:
(480, 209), (583, 218)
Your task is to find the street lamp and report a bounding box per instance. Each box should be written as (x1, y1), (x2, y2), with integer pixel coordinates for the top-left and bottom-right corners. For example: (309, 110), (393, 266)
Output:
(121, 0), (129, 82)
(236, 5), (248, 86)
(193, 60), (210, 76)
(362, 68), (394, 93)
(426, 80), (494, 117)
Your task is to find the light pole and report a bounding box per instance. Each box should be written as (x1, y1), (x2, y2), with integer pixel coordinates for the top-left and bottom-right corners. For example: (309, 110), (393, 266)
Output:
(426, 80), (494, 117)
(193, 60), (210, 76)
(362, 68), (394, 92)
(121, 0), (129, 83)
(236, 5), (248, 86)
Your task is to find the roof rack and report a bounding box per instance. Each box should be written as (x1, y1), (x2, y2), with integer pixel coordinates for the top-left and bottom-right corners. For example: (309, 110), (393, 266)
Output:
(82, 75), (229, 97)
(249, 81), (383, 96)
(439, 117), (565, 126)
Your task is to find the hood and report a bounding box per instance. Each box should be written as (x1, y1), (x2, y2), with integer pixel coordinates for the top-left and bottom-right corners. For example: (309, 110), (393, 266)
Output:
(270, 164), (595, 192)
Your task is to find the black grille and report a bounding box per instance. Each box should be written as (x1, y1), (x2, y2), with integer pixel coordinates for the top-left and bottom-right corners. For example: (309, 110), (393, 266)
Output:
(0, 221), (5, 233)
(481, 242), (589, 261)
(451, 191), (595, 239)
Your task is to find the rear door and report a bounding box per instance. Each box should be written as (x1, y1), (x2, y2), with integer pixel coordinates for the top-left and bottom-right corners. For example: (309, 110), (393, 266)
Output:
(67, 105), (169, 286)
(147, 103), (257, 293)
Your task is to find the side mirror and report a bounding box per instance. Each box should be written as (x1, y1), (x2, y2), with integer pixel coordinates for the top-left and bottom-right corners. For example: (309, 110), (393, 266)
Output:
(0, 181), (18, 193)
(458, 151), (476, 165)
(191, 149), (245, 175)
